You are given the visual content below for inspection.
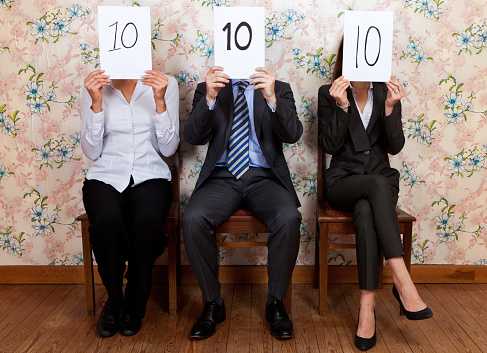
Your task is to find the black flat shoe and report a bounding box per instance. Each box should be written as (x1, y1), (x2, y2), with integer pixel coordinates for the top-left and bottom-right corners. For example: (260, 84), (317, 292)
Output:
(96, 300), (121, 337)
(355, 311), (376, 351)
(190, 300), (226, 339)
(266, 300), (294, 339)
(393, 285), (433, 320)
(120, 311), (142, 336)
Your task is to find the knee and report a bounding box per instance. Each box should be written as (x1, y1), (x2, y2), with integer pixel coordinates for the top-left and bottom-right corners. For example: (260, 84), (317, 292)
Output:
(181, 205), (212, 243)
(269, 207), (302, 234)
(367, 175), (394, 197)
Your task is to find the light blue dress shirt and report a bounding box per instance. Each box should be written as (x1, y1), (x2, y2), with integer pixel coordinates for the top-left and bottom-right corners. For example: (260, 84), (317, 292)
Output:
(212, 79), (272, 168)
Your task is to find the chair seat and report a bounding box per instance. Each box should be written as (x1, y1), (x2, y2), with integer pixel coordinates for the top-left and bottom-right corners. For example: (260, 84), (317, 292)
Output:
(318, 201), (414, 222)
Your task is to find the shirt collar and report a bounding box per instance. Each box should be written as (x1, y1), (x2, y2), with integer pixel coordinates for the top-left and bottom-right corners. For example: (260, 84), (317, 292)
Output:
(350, 82), (373, 92)
(232, 79), (253, 88)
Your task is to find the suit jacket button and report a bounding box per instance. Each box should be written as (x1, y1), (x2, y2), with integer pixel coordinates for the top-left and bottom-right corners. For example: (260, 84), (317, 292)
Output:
(364, 150), (369, 155)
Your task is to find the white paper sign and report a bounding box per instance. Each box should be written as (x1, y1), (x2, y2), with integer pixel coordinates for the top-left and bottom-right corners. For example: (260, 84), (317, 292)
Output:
(98, 6), (152, 79)
(214, 7), (265, 79)
(343, 11), (393, 82)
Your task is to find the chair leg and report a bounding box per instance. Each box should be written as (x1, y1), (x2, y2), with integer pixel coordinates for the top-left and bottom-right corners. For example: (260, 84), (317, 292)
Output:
(319, 223), (329, 315)
(314, 226), (320, 289)
(401, 222), (413, 315)
(167, 222), (177, 316)
(176, 222), (181, 288)
(378, 253), (384, 289)
(81, 220), (95, 315)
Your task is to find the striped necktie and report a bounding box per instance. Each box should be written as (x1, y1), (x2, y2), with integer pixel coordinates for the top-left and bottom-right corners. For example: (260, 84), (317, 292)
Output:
(228, 81), (250, 179)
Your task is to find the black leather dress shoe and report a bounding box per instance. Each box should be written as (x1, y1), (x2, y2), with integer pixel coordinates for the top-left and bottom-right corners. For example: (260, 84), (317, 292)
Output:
(393, 285), (433, 320)
(355, 311), (376, 351)
(120, 311), (142, 336)
(190, 300), (226, 339)
(96, 300), (121, 337)
(265, 300), (294, 339)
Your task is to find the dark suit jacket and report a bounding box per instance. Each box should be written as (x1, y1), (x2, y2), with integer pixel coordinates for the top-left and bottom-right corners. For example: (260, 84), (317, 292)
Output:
(185, 80), (303, 207)
(318, 82), (405, 194)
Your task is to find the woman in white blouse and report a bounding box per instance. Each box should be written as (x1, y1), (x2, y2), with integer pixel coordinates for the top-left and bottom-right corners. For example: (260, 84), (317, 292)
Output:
(81, 69), (179, 337)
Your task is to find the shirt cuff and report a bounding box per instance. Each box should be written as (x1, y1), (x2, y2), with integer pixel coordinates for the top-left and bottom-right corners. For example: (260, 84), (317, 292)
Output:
(266, 101), (276, 112)
(88, 109), (104, 130)
(153, 111), (174, 130)
(208, 98), (217, 110)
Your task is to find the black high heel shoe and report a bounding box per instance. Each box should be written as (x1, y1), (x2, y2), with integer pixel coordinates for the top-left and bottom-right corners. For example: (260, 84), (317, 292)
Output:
(393, 285), (433, 320)
(355, 311), (376, 351)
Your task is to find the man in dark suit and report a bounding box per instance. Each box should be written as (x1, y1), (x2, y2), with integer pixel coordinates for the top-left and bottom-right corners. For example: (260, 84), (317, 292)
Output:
(182, 66), (302, 340)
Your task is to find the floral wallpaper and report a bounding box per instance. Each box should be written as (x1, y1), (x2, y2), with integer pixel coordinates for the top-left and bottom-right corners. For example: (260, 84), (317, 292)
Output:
(0, 0), (486, 267)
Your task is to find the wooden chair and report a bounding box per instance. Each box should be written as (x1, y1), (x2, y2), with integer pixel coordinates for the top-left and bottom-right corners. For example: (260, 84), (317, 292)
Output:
(315, 144), (415, 315)
(213, 209), (293, 314)
(77, 153), (180, 316)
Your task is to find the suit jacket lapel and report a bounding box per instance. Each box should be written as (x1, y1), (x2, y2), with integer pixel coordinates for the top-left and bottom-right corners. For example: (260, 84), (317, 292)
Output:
(347, 87), (371, 152)
(253, 88), (265, 138)
(366, 83), (384, 134)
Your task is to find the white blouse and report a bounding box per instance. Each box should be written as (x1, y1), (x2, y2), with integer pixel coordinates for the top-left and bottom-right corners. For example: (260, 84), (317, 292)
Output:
(350, 82), (374, 130)
(81, 76), (179, 192)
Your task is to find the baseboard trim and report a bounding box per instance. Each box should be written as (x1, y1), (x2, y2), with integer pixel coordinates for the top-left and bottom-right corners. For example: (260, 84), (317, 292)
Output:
(0, 264), (485, 284)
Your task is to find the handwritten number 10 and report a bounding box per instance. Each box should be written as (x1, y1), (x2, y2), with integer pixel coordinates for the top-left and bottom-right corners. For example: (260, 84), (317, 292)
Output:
(109, 21), (138, 52)
(355, 26), (381, 68)
(222, 22), (252, 51)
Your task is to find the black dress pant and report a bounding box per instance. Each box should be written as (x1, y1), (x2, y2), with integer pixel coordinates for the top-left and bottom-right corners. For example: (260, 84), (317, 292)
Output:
(82, 178), (172, 318)
(182, 167), (301, 303)
(326, 174), (404, 290)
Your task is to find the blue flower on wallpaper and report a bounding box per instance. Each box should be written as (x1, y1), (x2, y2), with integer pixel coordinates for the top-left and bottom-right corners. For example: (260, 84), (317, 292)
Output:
(194, 0), (228, 8)
(412, 234), (430, 264)
(30, 20), (49, 40)
(299, 97), (317, 124)
(474, 259), (487, 265)
(0, 227), (24, 257)
(445, 146), (487, 178)
(0, 0), (14, 10)
(66, 4), (83, 18)
(190, 31), (214, 58)
(0, 162), (14, 180)
(265, 10), (305, 47)
(403, 0), (443, 21)
(400, 162), (425, 188)
(19, 65), (75, 115)
(27, 6), (90, 44)
(440, 75), (487, 123)
(293, 48), (335, 80)
(405, 114), (436, 146)
(300, 221), (313, 243)
(33, 137), (80, 170)
(80, 44), (99, 68)
(175, 71), (199, 88)
(432, 197), (483, 244)
(151, 19), (182, 49)
(0, 104), (20, 137)
(267, 23), (285, 42)
(454, 22), (487, 55)
(51, 18), (70, 37)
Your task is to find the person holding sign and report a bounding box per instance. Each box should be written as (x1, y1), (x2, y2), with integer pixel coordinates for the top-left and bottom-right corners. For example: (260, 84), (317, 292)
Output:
(81, 69), (179, 337)
(182, 66), (302, 340)
(318, 39), (432, 351)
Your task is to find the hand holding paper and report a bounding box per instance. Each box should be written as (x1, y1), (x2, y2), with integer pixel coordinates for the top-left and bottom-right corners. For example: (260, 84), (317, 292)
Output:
(205, 66), (230, 106)
(84, 70), (110, 113)
(250, 67), (276, 109)
(141, 70), (169, 114)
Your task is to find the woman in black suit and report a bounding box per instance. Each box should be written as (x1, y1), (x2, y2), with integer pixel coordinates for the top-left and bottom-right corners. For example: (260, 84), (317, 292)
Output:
(318, 40), (432, 351)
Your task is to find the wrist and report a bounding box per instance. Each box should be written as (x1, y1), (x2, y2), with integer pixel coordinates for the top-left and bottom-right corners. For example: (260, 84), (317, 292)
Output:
(335, 100), (350, 110)
(155, 100), (166, 115)
(91, 103), (102, 113)
(266, 95), (277, 110)
(206, 93), (216, 106)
